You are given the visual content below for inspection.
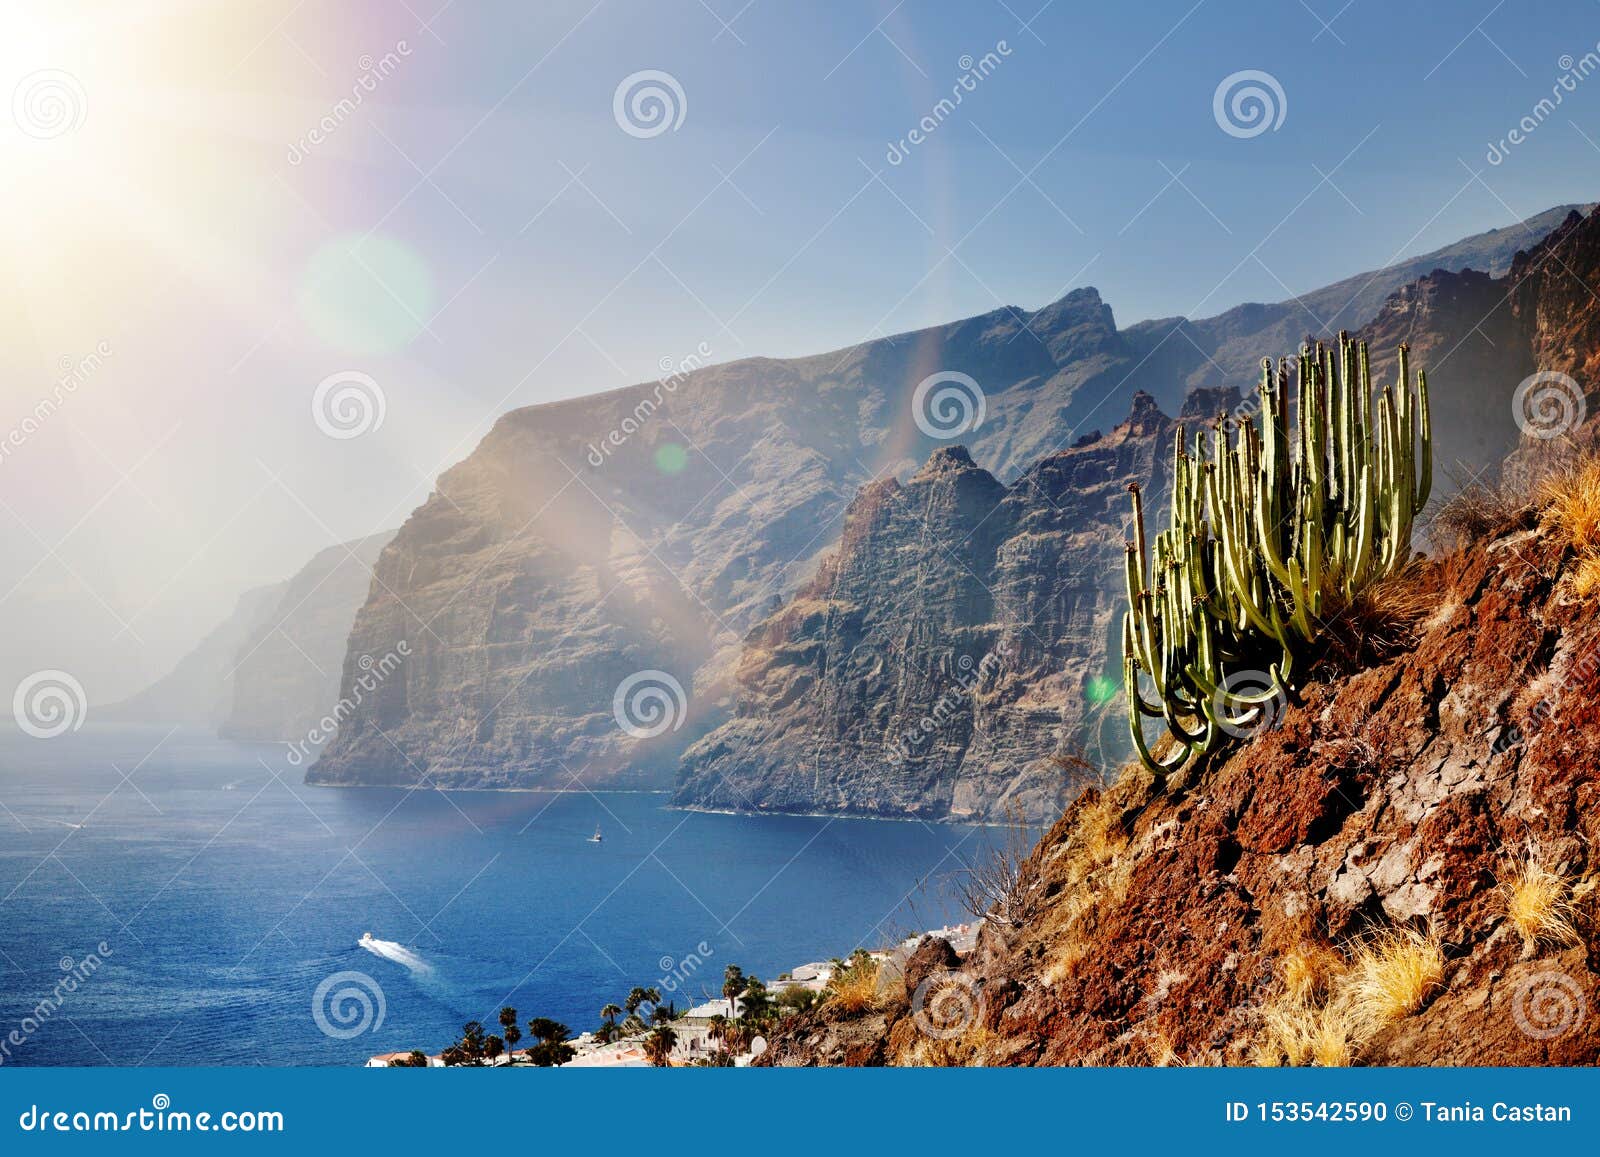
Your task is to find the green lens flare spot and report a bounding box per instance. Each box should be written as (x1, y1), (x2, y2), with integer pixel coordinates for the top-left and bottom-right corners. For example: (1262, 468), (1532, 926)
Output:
(1086, 676), (1118, 705)
(298, 233), (434, 354)
(654, 443), (689, 474)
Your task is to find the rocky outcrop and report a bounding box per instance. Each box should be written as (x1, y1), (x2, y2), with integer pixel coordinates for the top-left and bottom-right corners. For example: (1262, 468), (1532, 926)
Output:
(674, 391), (1236, 822)
(220, 531), (394, 742)
(309, 208), (1584, 798)
(761, 518), (1600, 1065)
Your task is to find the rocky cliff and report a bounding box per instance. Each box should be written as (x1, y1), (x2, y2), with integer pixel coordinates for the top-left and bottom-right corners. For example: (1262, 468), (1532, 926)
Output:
(674, 390), (1238, 822)
(759, 503), (1600, 1066)
(309, 208), (1583, 798)
(220, 531), (395, 742)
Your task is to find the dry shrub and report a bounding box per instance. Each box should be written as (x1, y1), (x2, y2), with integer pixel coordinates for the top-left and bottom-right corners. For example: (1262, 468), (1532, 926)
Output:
(823, 952), (881, 1016)
(1500, 849), (1582, 950)
(892, 1021), (996, 1067)
(1315, 562), (1435, 670)
(1429, 477), (1533, 552)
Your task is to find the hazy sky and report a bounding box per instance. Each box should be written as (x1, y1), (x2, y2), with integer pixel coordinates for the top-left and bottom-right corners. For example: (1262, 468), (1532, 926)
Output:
(3, 0), (1598, 700)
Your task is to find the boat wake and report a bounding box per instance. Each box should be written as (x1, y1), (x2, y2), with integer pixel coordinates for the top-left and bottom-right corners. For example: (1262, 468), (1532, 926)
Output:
(358, 934), (433, 974)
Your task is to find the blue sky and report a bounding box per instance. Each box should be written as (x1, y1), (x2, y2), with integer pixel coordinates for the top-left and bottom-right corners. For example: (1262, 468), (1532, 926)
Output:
(4, 0), (1600, 695)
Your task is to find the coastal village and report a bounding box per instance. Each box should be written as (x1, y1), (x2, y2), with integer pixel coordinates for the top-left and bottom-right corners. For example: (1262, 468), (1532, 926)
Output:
(365, 923), (978, 1068)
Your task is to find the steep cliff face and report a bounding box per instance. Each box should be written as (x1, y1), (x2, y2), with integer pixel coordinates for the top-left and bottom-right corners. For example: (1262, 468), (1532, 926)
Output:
(760, 518), (1600, 1066)
(220, 531), (395, 742)
(309, 209), (1582, 796)
(674, 391), (1231, 822)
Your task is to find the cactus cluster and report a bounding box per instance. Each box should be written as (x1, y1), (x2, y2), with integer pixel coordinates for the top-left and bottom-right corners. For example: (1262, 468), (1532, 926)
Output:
(1123, 333), (1433, 774)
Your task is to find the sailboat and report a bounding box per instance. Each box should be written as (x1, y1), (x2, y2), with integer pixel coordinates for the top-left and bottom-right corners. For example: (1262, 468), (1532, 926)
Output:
(588, 825), (603, 844)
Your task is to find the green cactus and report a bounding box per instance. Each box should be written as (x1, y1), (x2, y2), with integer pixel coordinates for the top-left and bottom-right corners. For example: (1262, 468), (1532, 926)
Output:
(1122, 333), (1432, 775)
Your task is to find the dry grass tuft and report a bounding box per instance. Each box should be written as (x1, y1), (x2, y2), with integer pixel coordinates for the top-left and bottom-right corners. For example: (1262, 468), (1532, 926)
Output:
(1254, 999), (1360, 1068)
(1500, 850), (1582, 950)
(1539, 454), (1600, 556)
(1254, 930), (1444, 1066)
(1575, 555), (1600, 597)
(1316, 564), (1435, 670)
(1344, 928), (1445, 1032)
(1281, 942), (1346, 1003)
(824, 952), (882, 1016)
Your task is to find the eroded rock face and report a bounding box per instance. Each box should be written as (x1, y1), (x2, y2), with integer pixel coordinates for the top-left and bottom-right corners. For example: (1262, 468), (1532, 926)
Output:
(762, 525), (1600, 1066)
(674, 392), (1227, 822)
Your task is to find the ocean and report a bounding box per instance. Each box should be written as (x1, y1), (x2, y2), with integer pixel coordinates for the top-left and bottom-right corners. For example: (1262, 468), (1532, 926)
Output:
(0, 727), (996, 1066)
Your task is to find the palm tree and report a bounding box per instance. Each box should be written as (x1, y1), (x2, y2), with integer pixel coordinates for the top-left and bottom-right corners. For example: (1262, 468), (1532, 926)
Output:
(643, 1025), (677, 1067)
(707, 1013), (728, 1048)
(484, 1034), (504, 1065)
(498, 1007), (521, 1064)
(624, 986), (648, 1016)
(524, 1018), (576, 1067)
(650, 1001), (676, 1026)
(600, 1002), (622, 1030)
(722, 964), (746, 1017)
(459, 1020), (488, 1065)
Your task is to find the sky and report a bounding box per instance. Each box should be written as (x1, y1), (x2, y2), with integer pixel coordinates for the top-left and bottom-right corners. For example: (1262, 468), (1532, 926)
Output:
(2, 0), (1599, 700)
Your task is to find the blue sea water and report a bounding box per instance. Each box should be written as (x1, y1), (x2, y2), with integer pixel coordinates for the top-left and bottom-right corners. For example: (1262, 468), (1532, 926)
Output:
(0, 727), (995, 1066)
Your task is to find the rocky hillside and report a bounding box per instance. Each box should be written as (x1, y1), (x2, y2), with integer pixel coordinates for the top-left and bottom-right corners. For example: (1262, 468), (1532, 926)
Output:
(675, 389), (1235, 823)
(760, 508), (1600, 1066)
(309, 210), (1577, 795)
(220, 530), (394, 742)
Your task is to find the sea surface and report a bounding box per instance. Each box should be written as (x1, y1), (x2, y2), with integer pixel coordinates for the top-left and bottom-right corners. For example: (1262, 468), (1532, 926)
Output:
(0, 727), (996, 1066)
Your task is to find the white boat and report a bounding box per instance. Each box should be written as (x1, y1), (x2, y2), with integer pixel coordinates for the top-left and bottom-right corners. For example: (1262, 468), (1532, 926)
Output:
(588, 826), (603, 843)
(359, 931), (375, 945)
